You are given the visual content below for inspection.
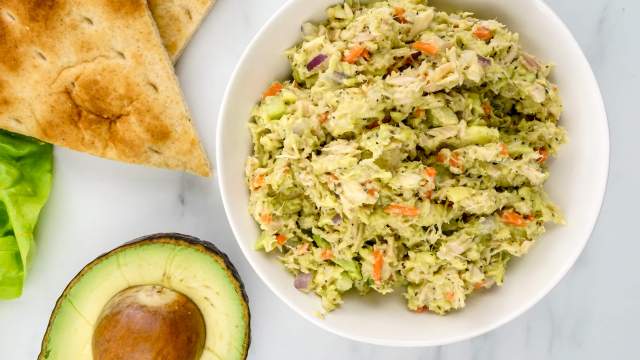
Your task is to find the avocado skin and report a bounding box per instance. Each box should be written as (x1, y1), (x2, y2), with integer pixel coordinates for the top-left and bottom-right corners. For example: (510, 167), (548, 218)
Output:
(39, 233), (251, 360)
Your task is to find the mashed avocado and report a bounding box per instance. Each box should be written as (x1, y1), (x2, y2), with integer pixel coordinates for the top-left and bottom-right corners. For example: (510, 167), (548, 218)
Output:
(246, 0), (566, 314)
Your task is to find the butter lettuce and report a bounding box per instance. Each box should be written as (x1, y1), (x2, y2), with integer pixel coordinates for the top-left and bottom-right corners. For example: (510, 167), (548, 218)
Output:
(0, 130), (53, 299)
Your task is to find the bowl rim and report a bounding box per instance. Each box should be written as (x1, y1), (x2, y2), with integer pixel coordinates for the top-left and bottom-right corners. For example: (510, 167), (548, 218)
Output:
(216, 0), (610, 347)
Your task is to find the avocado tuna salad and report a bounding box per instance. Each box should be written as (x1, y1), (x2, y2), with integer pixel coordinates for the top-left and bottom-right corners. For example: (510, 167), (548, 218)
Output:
(246, 0), (566, 315)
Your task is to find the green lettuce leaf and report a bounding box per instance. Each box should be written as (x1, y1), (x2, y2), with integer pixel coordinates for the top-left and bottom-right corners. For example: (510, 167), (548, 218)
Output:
(0, 130), (53, 299)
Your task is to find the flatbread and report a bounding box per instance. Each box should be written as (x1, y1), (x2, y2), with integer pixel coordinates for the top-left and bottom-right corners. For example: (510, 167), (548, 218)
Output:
(150, 0), (215, 61)
(0, 0), (211, 176)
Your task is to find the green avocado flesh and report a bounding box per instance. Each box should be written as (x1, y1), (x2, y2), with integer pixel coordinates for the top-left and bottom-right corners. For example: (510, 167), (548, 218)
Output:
(40, 234), (250, 360)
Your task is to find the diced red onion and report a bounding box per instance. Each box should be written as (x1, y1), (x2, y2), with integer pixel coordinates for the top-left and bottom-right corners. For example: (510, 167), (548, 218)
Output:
(294, 273), (312, 291)
(307, 54), (328, 71)
(332, 214), (342, 225)
(477, 55), (491, 67)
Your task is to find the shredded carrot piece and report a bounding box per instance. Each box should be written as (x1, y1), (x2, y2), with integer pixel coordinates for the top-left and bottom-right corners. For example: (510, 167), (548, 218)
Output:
(424, 190), (433, 200)
(384, 204), (420, 217)
(344, 46), (369, 64)
(473, 26), (493, 41)
(499, 144), (509, 157)
(373, 249), (384, 283)
(500, 210), (529, 227)
(262, 82), (283, 98)
(251, 174), (265, 190)
(319, 112), (329, 124)
(260, 213), (272, 224)
(415, 306), (429, 313)
(445, 291), (455, 302)
(449, 153), (461, 169)
(436, 151), (447, 164)
(362, 48), (371, 60)
(393, 7), (407, 23)
(276, 234), (287, 245)
(321, 249), (333, 260)
(437, 150), (462, 170)
(482, 102), (492, 116)
(413, 108), (425, 118)
(424, 167), (437, 178)
(474, 281), (485, 290)
(537, 148), (549, 164)
(367, 188), (378, 197)
(412, 41), (439, 56)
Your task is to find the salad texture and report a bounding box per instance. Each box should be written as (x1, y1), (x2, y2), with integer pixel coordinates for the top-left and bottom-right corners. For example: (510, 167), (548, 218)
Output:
(246, 0), (566, 314)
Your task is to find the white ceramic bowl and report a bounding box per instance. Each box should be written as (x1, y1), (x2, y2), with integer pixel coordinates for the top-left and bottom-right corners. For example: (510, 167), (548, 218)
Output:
(217, 0), (609, 346)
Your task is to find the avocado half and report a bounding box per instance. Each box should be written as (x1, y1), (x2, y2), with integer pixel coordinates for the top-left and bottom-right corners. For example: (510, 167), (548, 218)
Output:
(39, 233), (250, 360)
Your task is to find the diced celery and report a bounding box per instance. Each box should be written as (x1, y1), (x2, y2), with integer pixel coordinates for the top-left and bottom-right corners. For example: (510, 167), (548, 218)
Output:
(281, 90), (298, 104)
(313, 235), (330, 249)
(460, 126), (499, 145)
(262, 97), (286, 120)
(445, 187), (474, 202)
(390, 111), (406, 122)
(333, 258), (362, 280)
(429, 107), (459, 126)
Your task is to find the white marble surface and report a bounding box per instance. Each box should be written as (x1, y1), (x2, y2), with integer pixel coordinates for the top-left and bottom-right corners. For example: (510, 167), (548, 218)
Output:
(0, 0), (637, 359)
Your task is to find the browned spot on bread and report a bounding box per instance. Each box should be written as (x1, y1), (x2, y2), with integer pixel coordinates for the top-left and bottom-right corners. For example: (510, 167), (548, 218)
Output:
(140, 109), (171, 144)
(69, 62), (136, 120)
(108, 114), (149, 159)
(24, 0), (66, 24)
(0, 0), (68, 72)
(0, 13), (23, 72)
(104, 0), (146, 17)
(45, 61), (172, 160)
(39, 91), (83, 149)
(0, 78), (10, 108)
(40, 87), (156, 161)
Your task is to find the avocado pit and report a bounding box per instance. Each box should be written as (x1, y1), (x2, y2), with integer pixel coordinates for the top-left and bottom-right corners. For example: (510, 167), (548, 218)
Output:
(92, 285), (206, 360)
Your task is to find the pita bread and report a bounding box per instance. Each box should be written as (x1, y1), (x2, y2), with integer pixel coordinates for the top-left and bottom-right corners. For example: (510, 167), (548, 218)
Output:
(149, 0), (215, 61)
(0, 0), (211, 176)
